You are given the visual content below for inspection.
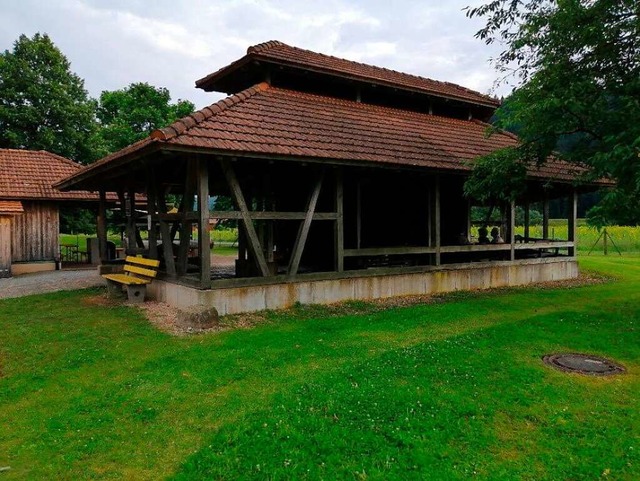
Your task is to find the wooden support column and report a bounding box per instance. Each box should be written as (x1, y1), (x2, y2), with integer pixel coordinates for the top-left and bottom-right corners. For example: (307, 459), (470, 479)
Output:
(220, 159), (270, 277)
(543, 195), (550, 239)
(524, 201), (530, 242)
(97, 190), (108, 262)
(510, 200), (516, 261)
(126, 187), (136, 253)
(289, 170), (324, 276)
(197, 159), (211, 288)
(177, 162), (196, 276)
(434, 175), (441, 266)
(568, 189), (577, 257)
(334, 168), (344, 272)
(157, 189), (177, 277)
(146, 167), (158, 260)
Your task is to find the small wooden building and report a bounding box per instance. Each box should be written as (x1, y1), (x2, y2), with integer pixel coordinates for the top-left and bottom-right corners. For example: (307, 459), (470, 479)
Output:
(0, 149), (106, 276)
(57, 41), (601, 313)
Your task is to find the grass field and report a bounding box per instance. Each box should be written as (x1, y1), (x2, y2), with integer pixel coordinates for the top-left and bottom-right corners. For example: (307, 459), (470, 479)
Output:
(1, 254), (639, 480)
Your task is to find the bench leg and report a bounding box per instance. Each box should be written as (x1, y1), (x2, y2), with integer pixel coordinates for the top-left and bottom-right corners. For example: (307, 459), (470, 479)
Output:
(126, 284), (147, 303)
(105, 279), (125, 298)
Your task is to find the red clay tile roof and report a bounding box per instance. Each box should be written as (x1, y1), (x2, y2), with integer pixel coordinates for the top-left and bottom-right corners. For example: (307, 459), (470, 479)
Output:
(0, 149), (107, 201)
(0, 200), (24, 215)
(57, 83), (587, 190)
(196, 40), (500, 108)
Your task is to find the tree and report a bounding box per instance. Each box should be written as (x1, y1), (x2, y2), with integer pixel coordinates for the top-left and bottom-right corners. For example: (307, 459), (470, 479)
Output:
(96, 82), (194, 154)
(465, 0), (640, 225)
(0, 33), (98, 162)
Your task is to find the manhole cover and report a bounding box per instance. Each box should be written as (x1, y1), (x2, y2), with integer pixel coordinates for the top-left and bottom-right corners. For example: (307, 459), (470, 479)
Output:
(542, 353), (625, 376)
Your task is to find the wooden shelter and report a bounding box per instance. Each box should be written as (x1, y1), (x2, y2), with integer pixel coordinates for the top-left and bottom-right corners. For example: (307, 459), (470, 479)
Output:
(0, 149), (107, 276)
(56, 41), (601, 313)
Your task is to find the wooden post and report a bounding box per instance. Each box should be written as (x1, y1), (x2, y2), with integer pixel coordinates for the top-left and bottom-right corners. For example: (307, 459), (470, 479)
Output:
(288, 170), (324, 276)
(126, 187), (136, 252)
(97, 190), (108, 262)
(197, 159), (211, 288)
(146, 168), (158, 260)
(568, 190), (577, 257)
(524, 201), (530, 242)
(220, 159), (270, 277)
(543, 195), (550, 239)
(334, 168), (344, 272)
(434, 175), (441, 266)
(510, 201), (516, 261)
(157, 190), (177, 277)
(177, 162), (196, 276)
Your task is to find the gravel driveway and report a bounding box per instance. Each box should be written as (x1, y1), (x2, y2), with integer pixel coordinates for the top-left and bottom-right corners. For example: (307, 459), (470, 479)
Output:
(0, 268), (105, 300)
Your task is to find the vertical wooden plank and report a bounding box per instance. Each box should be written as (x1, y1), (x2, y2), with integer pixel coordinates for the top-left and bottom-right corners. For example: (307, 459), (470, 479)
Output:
(427, 188), (432, 247)
(156, 189), (177, 277)
(220, 159), (270, 277)
(126, 187), (137, 252)
(0, 216), (12, 277)
(510, 201), (516, 261)
(568, 189), (577, 257)
(197, 158), (211, 288)
(97, 190), (108, 262)
(334, 168), (344, 272)
(356, 179), (362, 249)
(146, 168), (158, 259)
(177, 161), (196, 276)
(524, 201), (530, 241)
(434, 175), (441, 266)
(288, 170), (324, 276)
(543, 195), (550, 239)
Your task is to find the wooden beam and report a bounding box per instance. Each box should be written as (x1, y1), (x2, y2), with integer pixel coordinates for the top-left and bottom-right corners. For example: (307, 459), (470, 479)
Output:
(434, 175), (441, 266)
(334, 168), (344, 272)
(177, 161), (196, 276)
(209, 211), (338, 220)
(220, 159), (270, 277)
(126, 187), (137, 253)
(524, 201), (530, 241)
(288, 170), (324, 276)
(147, 176), (158, 259)
(510, 201), (516, 261)
(543, 195), (550, 239)
(97, 190), (108, 262)
(197, 159), (211, 288)
(568, 190), (577, 257)
(356, 180), (362, 249)
(345, 246), (436, 257)
(156, 188), (176, 277)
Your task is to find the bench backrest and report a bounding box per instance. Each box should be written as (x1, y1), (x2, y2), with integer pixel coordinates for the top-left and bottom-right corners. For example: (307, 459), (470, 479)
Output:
(124, 256), (160, 280)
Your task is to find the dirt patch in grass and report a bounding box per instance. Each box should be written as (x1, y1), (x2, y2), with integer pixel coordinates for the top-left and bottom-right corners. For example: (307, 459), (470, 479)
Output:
(136, 272), (609, 336)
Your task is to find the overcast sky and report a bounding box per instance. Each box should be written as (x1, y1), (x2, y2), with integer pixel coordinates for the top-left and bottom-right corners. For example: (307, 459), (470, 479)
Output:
(1, 0), (510, 110)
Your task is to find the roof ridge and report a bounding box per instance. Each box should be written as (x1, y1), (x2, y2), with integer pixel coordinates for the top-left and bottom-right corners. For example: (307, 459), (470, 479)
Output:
(247, 40), (286, 54)
(151, 82), (271, 141)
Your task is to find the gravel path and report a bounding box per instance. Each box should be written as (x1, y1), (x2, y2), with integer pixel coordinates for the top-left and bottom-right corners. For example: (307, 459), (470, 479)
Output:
(0, 268), (105, 299)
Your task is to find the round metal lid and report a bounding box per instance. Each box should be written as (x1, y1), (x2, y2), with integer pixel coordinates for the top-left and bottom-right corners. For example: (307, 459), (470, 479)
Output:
(542, 353), (625, 376)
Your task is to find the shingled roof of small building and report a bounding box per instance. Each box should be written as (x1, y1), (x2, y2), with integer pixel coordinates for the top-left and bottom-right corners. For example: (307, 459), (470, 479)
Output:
(196, 41), (500, 108)
(56, 82), (588, 191)
(0, 149), (106, 201)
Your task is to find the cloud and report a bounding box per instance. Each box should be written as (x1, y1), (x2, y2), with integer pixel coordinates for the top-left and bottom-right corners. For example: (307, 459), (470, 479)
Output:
(0, 0), (508, 109)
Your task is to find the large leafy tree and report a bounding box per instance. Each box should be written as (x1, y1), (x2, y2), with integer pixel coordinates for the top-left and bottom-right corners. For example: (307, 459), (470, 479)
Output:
(464, 0), (640, 224)
(0, 33), (98, 162)
(96, 82), (194, 154)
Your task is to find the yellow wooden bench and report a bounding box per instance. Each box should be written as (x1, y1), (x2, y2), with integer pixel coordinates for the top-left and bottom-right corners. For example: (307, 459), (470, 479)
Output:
(102, 256), (160, 303)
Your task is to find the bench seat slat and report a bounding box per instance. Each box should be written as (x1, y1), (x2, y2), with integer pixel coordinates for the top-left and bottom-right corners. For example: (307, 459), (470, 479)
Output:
(103, 273), (150, 285)
(126, 256), (160, 268)
(124, 264), (158, 278)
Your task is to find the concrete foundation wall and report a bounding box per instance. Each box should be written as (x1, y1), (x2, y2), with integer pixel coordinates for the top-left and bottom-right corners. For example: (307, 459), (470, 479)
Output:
(148, 258), (579, 315)
(11, 261), (56, 275)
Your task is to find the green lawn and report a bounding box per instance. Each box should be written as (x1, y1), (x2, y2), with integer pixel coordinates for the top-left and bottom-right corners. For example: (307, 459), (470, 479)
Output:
(1, 255), (639, 480)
